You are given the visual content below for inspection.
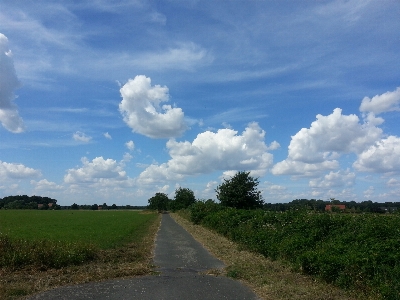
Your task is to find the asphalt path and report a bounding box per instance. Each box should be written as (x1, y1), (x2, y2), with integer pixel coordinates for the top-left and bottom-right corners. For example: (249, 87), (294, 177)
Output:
(28, 214), (258, 299)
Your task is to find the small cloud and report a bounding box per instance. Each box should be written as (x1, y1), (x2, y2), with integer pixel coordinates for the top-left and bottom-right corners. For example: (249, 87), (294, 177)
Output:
(119, 75), (188, 138)
(267, 141), (280, 150)
(104, 132), (112, 139)
(31, 179), (63, 190)
(125, 140), (135, 151)
(73, 131), (92, 143)
(359, 87), (400, 115)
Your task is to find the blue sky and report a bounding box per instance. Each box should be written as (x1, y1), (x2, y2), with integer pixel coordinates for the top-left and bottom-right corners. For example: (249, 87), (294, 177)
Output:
(1, 0), (400, 206)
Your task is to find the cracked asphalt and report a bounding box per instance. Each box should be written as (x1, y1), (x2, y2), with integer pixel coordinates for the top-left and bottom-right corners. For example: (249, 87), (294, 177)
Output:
(28, 214), (258, 299)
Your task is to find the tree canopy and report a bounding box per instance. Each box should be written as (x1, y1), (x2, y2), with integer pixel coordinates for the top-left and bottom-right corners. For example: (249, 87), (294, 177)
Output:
(148, 193), (170, 211)
(173, 187), (196, 210)
(216, 171), (263, 209)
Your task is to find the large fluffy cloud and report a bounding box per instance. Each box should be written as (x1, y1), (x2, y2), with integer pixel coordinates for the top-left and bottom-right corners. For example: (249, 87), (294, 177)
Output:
(359, 87), (400, 115)
(119, 75), (187, 138)
(353, 136), (400, 173)
(138, 122), (277, 184)
(272, 108), (382, 176)
(0, 161), (41, 179)
(64, 157), (127, 184)
(0, 33), (24, 133)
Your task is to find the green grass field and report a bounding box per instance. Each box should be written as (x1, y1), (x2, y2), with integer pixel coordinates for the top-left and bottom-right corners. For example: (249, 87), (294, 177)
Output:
(0, 210), (158, 269)
(0, 210), (156, 248)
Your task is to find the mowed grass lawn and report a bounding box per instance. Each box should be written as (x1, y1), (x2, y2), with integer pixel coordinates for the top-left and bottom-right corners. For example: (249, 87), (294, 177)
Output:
(0, 210), (160, 299)
(0, 210), (156, 249)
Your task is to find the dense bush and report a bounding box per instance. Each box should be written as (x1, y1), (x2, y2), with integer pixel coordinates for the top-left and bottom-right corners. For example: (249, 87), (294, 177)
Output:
(189, 200), (222, 224)
(199, 209), (400, 299)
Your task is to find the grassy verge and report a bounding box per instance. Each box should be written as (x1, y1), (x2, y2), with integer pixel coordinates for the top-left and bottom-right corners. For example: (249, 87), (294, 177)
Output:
(171, 212), (362, 300)
(0, 211), (161, 299)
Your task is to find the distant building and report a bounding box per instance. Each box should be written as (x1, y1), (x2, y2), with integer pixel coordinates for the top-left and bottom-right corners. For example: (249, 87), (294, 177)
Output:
(38, 203), (44, 209)
(325, 204), (346, 211)
(98, 206), (102, 210)
(48, 203), (53, 208)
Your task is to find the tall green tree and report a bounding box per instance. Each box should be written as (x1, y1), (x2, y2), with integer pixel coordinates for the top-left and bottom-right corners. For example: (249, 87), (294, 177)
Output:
(148, 193), (170, 211)
(216, 171), (263, 209)
(174, 187), (196, 210)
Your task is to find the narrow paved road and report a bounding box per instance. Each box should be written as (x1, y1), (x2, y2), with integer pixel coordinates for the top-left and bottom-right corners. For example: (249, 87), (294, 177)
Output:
(29, 214), (258, 299)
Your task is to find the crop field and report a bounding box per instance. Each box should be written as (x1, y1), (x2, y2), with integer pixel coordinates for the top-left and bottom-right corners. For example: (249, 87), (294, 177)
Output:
(0, 210), (156, 249)
(0, 210), (160, 298)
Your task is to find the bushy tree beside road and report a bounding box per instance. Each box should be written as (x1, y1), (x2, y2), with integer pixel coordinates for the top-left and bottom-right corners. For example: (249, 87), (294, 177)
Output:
(216, 171), (263, 209)
(148, 193), (170, 211)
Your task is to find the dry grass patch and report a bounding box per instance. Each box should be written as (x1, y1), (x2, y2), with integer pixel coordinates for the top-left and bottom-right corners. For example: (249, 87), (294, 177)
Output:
(171, 213), (373, 300)
(0, 213), (161, 300)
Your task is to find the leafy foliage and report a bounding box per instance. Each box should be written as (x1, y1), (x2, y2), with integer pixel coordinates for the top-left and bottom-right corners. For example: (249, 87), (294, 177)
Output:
(198, 209), (400, 299)
(189, 199), (222, 224)
(172, 187), (196, 210)
(0, 195), (59, 210)
(147, 193), (170, 211)
(216, 171), (263, 209)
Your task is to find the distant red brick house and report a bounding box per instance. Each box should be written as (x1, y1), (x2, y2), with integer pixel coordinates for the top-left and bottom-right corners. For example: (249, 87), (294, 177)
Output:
(37, 203), (44, 209)
(325, 204), (345, 211)
(48, 203), (53, 208)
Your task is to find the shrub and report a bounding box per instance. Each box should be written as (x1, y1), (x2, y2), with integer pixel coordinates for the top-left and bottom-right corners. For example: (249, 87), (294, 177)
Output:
(197, 209), (400, 298)
(190, 200), (222, 224)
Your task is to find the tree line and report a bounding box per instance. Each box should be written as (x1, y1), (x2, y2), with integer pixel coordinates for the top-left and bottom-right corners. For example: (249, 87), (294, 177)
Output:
(0, 195), (60, 210)
(148, 171), (400, 213)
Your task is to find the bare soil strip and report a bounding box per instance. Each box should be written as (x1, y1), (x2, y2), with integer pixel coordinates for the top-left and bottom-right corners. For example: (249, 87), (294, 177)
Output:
(170, 213), (372, 300)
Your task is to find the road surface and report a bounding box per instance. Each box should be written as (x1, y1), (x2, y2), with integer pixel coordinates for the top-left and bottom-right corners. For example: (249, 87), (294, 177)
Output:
(28, 214), (258, 299)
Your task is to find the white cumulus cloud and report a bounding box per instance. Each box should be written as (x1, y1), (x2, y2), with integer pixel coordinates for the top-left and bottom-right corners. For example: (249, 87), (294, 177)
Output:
(119, 75), (188, 138)
(272, 108), (382, 176)
(0, 33), (25, 133)
(104, 132), (112, 139)
(31, 179), (63, 190)
(353, 136), (400, 173)
(64, 156), (127, 184)
(0, 160), (41, 179)
(359, 87), (400, 115)
(138, 122), (275, 184)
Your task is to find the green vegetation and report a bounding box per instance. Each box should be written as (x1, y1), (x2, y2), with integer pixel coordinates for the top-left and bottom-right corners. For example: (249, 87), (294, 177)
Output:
(0, 210), (158, 269)
(147, 187), (196, 211)
(216, 171), (263, 209)
(148, 192), (169, 211)
(173, 212), (355, 300)
(190, 207), (400, 299)
(0, 195), (59, 210)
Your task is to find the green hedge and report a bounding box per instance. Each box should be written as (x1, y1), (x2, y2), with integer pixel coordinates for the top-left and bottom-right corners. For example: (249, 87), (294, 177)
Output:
(198, 209), (400, 299)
